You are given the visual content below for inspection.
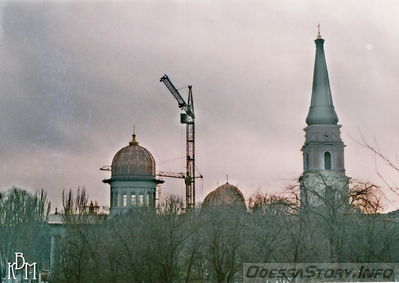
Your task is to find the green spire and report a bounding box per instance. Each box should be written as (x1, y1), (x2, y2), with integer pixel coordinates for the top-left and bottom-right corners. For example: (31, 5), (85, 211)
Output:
(306, 32), (339, 125)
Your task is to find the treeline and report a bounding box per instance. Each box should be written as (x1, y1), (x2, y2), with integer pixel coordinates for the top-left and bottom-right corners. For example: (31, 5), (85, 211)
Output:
(1, 184), (399, 282)
(52, 193), (399, 282)
(0, 187), (51, 279)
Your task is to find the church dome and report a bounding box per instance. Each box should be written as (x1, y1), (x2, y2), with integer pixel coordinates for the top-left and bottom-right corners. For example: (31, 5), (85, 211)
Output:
(203, 183), (246, 207)
(111, 134), (156, 178)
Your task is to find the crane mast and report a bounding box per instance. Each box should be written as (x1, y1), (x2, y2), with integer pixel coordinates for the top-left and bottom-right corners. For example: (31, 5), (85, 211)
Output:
(160, 75), (196, 209)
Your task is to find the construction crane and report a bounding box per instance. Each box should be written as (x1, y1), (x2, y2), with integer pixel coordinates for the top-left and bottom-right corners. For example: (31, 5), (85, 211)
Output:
(160, 74), (197, 209)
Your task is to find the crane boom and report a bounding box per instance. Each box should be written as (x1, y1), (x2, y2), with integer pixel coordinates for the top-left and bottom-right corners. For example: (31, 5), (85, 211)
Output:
(157, 171), (186, 179)
(160, 75), (187, 109)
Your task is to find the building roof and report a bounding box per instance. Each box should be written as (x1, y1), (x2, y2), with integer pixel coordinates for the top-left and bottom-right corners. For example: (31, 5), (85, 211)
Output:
(203, 183), (246, 207)
(48, 213), (106, 225)
(110, 134), (156, 178)
(305, 33), (339, 125)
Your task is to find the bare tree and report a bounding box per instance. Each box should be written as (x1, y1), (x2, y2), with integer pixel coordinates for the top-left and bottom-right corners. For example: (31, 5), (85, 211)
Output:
(199, 206), (245, 282)
(48, 180), (399, 282)
(62, 187), (88, 214)
(248, 192), (297, 215)
(350, 180), (382, 214)
(357, 136), (399, 198)
(0, 187), (51, 278)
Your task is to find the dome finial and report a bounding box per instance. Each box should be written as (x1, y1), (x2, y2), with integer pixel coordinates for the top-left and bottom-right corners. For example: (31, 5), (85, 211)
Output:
(226, 173), (229, 184)
(317, 23), (322, 39)
(129, 125), (139, 146)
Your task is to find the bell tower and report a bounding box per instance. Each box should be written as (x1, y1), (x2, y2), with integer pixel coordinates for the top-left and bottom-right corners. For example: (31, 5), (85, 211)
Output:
(300, 28), (349, 209)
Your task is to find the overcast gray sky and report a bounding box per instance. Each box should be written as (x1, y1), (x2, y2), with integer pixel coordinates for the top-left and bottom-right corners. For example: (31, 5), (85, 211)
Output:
(1, 0), (399, 212)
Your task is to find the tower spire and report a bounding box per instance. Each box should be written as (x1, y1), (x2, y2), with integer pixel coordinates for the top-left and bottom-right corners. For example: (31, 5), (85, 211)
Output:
(300, 32), (349, 209)
(305, 31), (339, 125)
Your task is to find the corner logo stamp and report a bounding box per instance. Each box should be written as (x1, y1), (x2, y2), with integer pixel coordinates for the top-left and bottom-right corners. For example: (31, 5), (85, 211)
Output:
(7, 252), (37, 280)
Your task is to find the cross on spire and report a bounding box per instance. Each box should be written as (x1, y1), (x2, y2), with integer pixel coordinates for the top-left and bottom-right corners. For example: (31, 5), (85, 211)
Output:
(129, 124), (139, 146)
(317, 23), (322, 39)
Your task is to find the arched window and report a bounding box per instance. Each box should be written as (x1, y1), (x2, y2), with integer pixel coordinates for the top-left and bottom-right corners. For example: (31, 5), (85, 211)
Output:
(122, 194), (128, 207)
(324, 152), (331, 170)
(131, 194), (137, 206)
(116, 193), (120, 207)
(147, 193), (151, 206)
(306, 153), (310, 170)
(139, 194), (144, 206)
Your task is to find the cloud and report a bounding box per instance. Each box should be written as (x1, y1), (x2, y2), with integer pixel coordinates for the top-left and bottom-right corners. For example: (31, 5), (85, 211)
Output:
(1, 0), (398, 211)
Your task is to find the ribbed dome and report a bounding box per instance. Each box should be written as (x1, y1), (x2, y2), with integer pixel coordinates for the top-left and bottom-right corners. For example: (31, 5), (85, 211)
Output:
(111, 134), (155, 178)
(203, 183), (245, 207)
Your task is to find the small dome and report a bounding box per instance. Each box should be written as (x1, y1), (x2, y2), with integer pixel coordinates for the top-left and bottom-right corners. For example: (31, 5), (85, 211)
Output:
(203, 183), (246, 207)
(111, 134), (155, 178)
